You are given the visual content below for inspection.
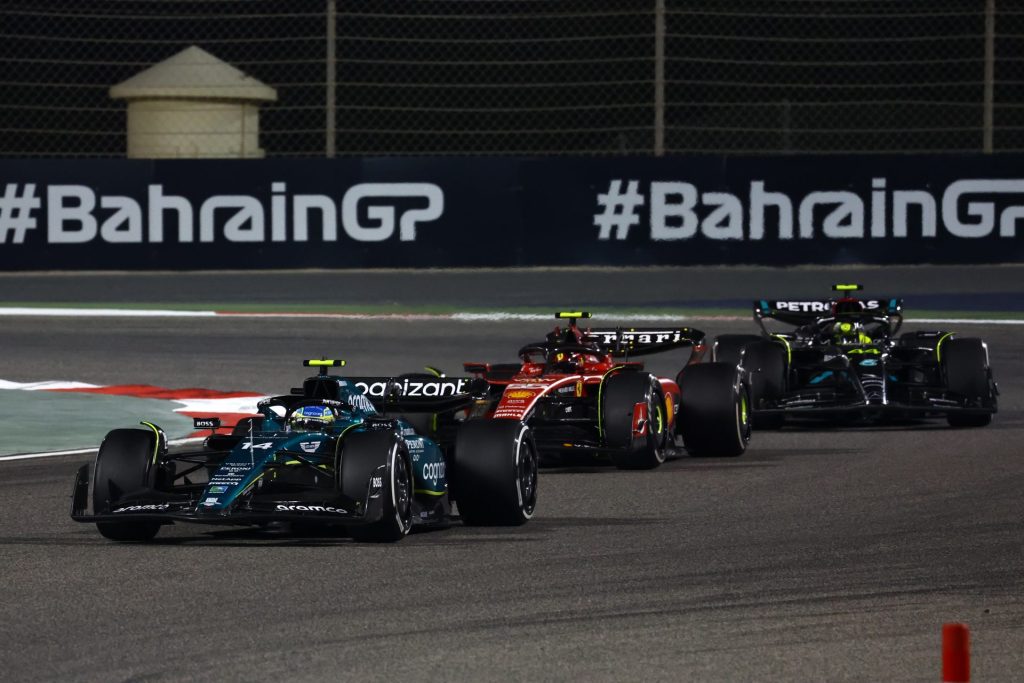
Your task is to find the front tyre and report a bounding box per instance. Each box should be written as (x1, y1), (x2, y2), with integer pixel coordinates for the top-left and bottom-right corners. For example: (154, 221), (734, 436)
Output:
(712, 334), (763, 366)
(943, 337), (996, 428)
(677, 363), (750, 457)
(343, 432), (413, 542)
(452, 420), (537, 526)
(93, 428), (162, 542)
(741, 341), (788, 430)
(602, 372), (667, 470)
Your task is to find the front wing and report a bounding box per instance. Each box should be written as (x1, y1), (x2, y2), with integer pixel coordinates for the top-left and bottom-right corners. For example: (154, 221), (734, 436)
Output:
(69, 463), (386, 526)
(755, 391), (996, 419)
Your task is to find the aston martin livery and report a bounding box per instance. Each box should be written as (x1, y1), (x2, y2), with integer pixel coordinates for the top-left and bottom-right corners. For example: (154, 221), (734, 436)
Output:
(71, 359), (538, 543)
(712, 285), (999, 428)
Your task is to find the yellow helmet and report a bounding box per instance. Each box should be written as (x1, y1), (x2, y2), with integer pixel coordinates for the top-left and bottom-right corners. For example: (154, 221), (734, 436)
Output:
(834, 321), (871, 345)
(288, 404), (335, 432)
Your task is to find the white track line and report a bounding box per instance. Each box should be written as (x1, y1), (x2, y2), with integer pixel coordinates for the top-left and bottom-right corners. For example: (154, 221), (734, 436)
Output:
(909, 318), (1024, 325)
(0, 307), (216, 317)
(450, 312), (744, 322)
(0, 379), (101, 391)
(0, 447), (99, 461)
(0, 306), (1021, 323)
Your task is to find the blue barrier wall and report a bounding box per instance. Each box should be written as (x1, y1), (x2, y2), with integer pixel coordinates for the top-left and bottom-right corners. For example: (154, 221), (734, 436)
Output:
(0, 156), (1022, 269)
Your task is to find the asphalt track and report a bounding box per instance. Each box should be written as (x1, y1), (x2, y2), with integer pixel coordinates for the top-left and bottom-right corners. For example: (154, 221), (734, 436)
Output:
(0, 266), (1022, 682)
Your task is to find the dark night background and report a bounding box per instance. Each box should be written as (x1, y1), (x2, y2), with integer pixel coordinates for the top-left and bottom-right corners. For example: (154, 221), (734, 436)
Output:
(1, 0), (1022, 157)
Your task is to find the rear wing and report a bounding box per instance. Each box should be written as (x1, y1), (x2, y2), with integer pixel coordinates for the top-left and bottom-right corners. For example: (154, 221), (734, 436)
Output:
(582, 327), (706, 359)
(346, 376), (487, 413)
(754, 298), (904, 328)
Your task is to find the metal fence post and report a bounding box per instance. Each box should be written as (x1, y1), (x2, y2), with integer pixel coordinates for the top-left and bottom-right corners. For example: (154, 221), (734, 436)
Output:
(326, 0), (337, 158)
(654, 0), (665, 156)
(984, 0), (995, 153)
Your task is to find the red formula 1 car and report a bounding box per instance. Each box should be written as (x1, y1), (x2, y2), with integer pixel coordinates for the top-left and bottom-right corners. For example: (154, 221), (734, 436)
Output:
(459, 312), (751, 468)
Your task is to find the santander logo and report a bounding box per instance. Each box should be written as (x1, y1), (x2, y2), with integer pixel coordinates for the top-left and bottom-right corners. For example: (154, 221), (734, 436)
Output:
(493, 379), (574, 419)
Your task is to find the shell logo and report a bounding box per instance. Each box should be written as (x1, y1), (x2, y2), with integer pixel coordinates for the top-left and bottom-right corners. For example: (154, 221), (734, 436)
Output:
(506, 390), (536, 399)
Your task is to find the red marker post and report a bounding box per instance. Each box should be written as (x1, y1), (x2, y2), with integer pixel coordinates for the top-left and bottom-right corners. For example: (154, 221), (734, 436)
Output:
(942, 622), (970, 683)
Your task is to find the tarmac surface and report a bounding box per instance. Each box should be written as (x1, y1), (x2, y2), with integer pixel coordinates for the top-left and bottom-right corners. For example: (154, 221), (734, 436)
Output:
(0, 266), (1021, 681)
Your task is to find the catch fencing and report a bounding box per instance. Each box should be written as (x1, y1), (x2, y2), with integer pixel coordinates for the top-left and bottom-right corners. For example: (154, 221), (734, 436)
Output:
(0, 0), (1023, 157)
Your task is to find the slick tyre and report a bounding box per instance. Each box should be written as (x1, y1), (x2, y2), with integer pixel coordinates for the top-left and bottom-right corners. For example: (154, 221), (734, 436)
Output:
(943, 337), (995, 428)
(452, 420), (537, 526)
(601, 372), (668, 469)
(93, 428), (161, 542)
(677, 363), (751, 457)
(712, 334), (763, 366)
(741, 341), (788, 430)
(342, 432), (413, 543)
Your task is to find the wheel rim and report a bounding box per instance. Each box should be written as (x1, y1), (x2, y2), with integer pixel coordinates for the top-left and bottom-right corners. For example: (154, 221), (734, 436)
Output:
(516, 438), (538, 517)
(735, 390), (751, 445)
(652, 398), (664, 438)
(648, 389), (666, 462)
(393, 451), (412, 530)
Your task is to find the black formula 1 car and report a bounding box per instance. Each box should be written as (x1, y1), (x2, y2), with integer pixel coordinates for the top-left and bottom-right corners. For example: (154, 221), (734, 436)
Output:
(71, 359), (537, 543)
(712, 285), (998, 428)
(457, 312), (751, 468)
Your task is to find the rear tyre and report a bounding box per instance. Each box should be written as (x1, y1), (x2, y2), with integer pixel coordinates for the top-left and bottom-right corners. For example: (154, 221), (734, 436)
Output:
(712, 334), (763, 366)
(602, 372), (667, 469)
(343, 432), (413, 542)
(452, 420), (537, 526)
(677, 363), (750, 457)
(741, 341), (788, 430)
(93, 428), (162, 542)
(943, 338), (995, 428)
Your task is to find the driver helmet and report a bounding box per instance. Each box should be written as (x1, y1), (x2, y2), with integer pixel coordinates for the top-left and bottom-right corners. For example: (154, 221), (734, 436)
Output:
(833, 320), (871, 346)
(289, 404), (335, 433)
(549, 350), (583, 373)
(830, 297), (871, 345)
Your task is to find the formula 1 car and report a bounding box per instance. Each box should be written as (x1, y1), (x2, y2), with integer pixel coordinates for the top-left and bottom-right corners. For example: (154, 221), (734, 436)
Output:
(71, 359), (537, 543)
(711, 285), (998, 428)
(457, 312), (750, 468)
